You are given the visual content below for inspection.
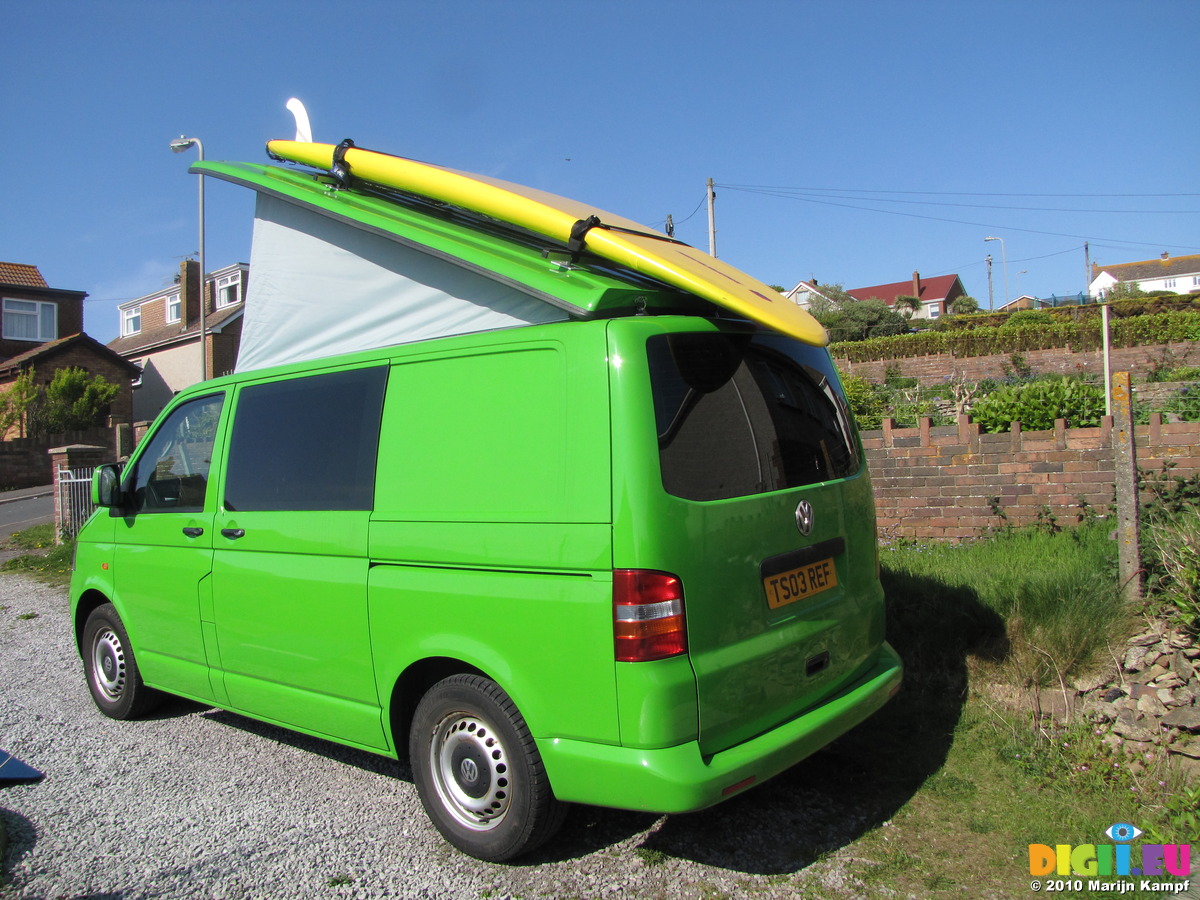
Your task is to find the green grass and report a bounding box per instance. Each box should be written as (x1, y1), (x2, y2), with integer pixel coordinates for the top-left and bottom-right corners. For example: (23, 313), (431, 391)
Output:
(1, 523), (74, 585)
(881, 521), (1127, 687)
(830, 521), (1192, 898)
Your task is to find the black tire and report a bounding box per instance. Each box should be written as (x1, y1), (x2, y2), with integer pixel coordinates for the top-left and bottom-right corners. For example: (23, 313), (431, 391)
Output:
(409, 674), (566, 861)
(81, 603), (163, 719)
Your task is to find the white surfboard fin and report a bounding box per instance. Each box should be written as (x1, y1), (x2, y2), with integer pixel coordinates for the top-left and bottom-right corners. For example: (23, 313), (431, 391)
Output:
(286, 98), (313, 143)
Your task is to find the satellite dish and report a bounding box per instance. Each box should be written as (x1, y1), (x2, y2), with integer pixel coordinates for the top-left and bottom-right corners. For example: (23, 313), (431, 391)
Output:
(286, 98), (312, 143)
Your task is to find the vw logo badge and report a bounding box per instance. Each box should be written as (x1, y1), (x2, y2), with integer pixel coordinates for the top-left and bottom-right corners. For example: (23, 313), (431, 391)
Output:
(460, 758), (479, 785)
(794, 500), (814, 536)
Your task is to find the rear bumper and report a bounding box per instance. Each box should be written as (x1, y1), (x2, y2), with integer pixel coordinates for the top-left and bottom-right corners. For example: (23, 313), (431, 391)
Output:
(540, 641), (902, 813)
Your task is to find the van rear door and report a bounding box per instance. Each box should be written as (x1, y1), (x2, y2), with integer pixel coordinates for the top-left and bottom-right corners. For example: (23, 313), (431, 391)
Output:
(609, 320), (886, 756)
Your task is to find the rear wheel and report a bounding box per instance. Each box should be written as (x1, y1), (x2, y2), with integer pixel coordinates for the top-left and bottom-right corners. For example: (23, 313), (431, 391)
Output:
(409, 674), (566, 861)
(81, 603), (162, 719)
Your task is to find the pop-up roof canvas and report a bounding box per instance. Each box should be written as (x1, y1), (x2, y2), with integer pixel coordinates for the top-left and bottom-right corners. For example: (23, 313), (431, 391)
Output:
(236, 193), (569, 372)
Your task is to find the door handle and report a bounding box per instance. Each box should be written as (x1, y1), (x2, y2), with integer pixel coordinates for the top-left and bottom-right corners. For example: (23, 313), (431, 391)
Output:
(221, 528), (246, 540)
(182, 527), (204, 538)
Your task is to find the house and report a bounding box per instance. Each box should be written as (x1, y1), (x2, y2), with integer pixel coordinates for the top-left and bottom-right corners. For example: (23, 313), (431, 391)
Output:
(783, 280), (840, 310)
(1089, 253), (1200, 298)
(1, 262), (87, 361)
(107, 260), (247, 422)
(0, 334), (140, 439)
(997, 294), (1043, 312)
(1, 262), (136, 441)
(846, 271), (967, 320)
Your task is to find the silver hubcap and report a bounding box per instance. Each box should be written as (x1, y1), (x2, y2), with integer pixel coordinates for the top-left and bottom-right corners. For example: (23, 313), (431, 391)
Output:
(91, 628), (127, 702)
(429, 712), (510, 832)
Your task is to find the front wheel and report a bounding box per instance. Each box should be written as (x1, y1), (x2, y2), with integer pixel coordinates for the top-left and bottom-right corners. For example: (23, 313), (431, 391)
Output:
(409, 674), (566, 861)
(81, 603), (162, 719)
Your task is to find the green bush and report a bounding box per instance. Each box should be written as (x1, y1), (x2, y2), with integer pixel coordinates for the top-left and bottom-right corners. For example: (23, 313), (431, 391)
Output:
(969, 378), (1105, 433)
(832, 310), (1200, 363)
(1164, 384), (1200, 422)
(26, 367), (119, 436)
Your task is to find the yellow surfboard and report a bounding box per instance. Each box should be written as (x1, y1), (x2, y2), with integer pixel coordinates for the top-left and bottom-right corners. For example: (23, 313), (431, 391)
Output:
(266, 140), (827, 346)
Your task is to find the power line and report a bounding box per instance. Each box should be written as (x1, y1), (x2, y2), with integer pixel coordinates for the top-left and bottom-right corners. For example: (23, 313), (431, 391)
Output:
(715, 188), (1200, 252)
(719, 183), (1200, 199)
(720, 185), (1199, 215)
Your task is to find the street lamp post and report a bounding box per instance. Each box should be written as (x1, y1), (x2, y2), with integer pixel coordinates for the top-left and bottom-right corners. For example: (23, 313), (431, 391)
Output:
(170, 136), (206, 382)
(984, 236), (1009, 309)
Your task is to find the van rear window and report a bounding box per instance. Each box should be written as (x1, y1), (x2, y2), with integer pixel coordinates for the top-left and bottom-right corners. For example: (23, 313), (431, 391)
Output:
(647, 332), (860, 501)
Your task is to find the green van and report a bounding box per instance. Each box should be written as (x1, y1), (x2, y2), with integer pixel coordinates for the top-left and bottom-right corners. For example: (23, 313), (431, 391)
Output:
(70, 159), (901, 862)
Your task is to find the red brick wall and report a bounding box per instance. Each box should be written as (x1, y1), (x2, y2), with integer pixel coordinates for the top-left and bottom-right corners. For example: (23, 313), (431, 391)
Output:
(0, 426), (117, 490)
(863, 414), (1200, 541)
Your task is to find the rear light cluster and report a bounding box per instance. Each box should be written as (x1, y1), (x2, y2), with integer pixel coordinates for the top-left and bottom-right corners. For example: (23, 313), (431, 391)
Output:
(613, 569), (687, 662)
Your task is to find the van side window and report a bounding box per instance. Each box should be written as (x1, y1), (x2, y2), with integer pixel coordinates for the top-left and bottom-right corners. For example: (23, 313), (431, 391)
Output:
(223, 367), (387, 512)
(129, 394), (225, 513)
(648, 332), (860, 501)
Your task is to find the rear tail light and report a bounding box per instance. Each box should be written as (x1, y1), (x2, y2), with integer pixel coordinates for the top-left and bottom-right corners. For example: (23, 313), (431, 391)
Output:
(613, 570), (687, 662)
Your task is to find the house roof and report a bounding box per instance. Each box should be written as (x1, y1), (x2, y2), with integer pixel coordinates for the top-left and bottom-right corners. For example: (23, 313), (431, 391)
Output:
(0, 333), (141, 377)
(0, 262), (49, 289)
(1091, 254), (1200, 283)
(846, 273), (964, 305)
(106, 305), (243, 358)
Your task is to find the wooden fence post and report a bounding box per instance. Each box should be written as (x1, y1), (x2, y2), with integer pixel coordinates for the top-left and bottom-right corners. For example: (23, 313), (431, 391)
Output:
(1111, 372), (1142, 602)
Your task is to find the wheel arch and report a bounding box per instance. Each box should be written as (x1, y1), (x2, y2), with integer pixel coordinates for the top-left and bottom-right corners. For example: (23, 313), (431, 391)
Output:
(387, 656), (487, 760)
(73, 588), (115, 653)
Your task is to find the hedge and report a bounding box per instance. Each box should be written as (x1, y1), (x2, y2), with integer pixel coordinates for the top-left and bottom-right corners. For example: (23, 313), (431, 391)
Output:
(832, 310), (1200, 363)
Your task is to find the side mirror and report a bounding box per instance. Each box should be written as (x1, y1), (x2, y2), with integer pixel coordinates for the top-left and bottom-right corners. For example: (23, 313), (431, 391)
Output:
(91, 464), (123, 508)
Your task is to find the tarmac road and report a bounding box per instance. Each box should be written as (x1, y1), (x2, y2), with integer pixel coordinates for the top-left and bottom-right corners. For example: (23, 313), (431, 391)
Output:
(0, 487), (53, 544)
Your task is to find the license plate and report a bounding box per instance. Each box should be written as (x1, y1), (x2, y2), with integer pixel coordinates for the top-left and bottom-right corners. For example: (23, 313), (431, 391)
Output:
(763, 557), (837, 609)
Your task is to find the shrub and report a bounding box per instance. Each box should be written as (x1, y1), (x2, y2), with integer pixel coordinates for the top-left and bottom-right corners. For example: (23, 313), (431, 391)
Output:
(969, 378), (1105, 433)
(1140, 469), (1200, 633)
(26, 367), (119, 436)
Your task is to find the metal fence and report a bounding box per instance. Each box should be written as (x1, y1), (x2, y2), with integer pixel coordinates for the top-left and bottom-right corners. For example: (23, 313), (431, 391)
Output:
(56, 465), (96, 539)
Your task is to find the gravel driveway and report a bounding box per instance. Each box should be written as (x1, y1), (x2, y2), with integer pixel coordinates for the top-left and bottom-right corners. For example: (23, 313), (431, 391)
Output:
(0, 572), (889, 900)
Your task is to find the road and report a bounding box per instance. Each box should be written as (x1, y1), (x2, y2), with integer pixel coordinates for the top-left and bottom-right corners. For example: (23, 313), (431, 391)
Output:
(0, 488), (53, 543)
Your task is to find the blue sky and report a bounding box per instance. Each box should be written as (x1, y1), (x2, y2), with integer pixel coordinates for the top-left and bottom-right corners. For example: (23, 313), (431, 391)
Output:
(4, 0), (1198, 343)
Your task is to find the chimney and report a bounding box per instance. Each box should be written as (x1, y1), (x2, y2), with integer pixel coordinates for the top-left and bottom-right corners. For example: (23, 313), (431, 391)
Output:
(180, 259), (200, 327)
(912, 270), (921, 297)
(1161, 252), (1170, 261)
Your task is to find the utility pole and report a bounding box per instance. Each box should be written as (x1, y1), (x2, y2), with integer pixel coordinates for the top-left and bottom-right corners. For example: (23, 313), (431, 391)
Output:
(665, 214), (674, 238)
(1084, 241), (1091, 300)
(706, 178), (717, 257)
(986, 254), (994, 311)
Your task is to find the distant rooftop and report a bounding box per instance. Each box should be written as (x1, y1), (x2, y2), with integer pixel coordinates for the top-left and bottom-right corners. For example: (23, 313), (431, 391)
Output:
(0, 262), (49, 288)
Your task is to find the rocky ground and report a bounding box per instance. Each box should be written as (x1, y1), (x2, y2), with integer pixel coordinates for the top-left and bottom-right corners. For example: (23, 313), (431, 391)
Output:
(1035, 622), (1200, 779)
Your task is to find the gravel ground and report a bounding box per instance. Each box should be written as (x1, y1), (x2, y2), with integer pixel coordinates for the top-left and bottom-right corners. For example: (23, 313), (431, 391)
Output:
(0, 572), (886, 900)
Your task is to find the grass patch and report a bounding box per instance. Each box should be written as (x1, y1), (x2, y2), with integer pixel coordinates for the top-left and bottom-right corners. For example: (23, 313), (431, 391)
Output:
(882, 521), (1127, 687)
(1, 523), (74, 585)
(837, 521), (1190, 898)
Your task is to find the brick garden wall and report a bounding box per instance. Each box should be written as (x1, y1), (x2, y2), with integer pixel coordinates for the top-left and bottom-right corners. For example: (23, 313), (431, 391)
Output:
(0, 425), (117, 490)
(862, 414), (1200, 541)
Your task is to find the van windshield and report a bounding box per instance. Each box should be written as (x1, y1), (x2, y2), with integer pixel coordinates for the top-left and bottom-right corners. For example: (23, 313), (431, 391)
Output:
(647, 331), (860, 501)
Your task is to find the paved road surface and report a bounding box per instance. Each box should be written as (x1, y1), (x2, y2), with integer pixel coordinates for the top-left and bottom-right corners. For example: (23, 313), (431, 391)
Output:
(0, 487), (53, 544)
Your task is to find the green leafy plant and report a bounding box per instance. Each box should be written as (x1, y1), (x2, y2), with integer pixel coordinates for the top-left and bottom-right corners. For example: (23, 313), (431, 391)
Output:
(25, 366), (120, 436)
(969, 377), (1105, 433)
(1140, 467), (1200, 632)
(0, 368), (39, 438)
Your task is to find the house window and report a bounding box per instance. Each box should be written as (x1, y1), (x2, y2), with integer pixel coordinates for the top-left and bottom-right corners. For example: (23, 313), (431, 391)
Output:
(1164, 278), (1177, 289)
(2, 298), (57, 342)
(927, 302), (940, 319)
(215, 274), (240, 308)
(122, 306), (142, 336)
(167, 293), (181, 323)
